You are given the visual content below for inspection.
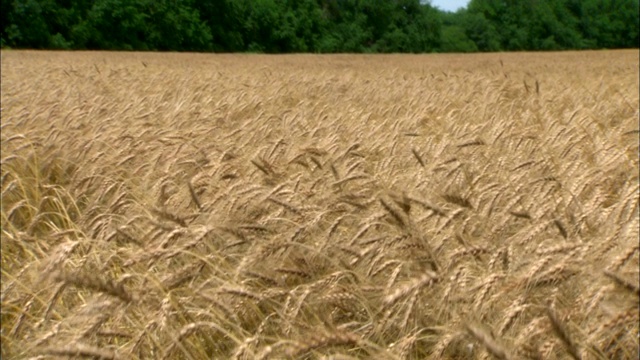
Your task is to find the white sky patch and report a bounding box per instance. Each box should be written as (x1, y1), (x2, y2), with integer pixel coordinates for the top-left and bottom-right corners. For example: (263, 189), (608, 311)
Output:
(429, 0), (470, 12)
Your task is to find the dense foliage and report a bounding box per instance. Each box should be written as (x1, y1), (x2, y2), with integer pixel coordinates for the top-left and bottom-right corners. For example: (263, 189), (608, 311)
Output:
(1, 0), (638, 53)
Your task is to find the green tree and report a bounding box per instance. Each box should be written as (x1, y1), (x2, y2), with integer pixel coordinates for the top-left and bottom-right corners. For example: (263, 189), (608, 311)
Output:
(465, 0), (637, 51)
(5, 0), (55, 48)
(581, 0), (639, 48)
(1, 0), (637, 52)
(405, 3), (442, 52)
(193, 0), (244, 51)
(440, 25), (478, 52)
(66, 0), (212, 51)
(461, 11), (500, 51)
(293, 0), (328, 52)
(145, 0), (212, 51)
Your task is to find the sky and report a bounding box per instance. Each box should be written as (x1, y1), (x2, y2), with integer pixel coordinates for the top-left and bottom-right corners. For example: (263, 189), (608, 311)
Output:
(429, 0), (470, 13)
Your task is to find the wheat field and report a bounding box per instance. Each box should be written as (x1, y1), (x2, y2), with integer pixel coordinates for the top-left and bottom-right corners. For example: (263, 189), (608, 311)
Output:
(1, 50), (638, 359)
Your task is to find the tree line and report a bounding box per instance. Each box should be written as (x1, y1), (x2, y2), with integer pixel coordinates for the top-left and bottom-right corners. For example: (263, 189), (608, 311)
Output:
(1, 0), (638, 53)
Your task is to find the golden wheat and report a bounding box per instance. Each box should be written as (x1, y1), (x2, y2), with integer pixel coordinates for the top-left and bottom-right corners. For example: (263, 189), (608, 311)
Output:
(1, 50), (638, 359)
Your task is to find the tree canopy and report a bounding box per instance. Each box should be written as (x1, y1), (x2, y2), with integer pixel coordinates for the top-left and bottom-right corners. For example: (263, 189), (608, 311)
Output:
(1, 0), (638, 52)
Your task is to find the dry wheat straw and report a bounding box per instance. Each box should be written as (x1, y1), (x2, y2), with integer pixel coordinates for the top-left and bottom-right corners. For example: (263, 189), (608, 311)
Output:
(38, 343), (117, 359)
(465, 323), (514, 360)
(545, 306), (581, 360)
(2, 50), (638, 360)
(603, 270), (640, 296)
